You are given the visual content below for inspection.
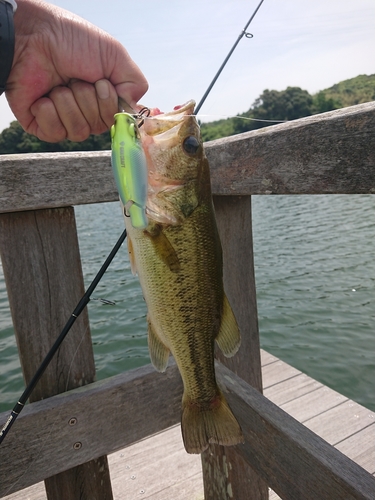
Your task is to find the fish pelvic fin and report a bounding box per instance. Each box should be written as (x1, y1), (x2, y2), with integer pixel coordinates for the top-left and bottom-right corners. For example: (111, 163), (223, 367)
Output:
(147, 316), (170, 372)
(215, 294), (241, 357)
(127, 233), (137, 276)
(181, 391), (244, 454)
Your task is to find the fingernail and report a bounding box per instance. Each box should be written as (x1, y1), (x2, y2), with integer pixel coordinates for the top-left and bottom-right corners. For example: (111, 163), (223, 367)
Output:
(95, 79), (110, 100)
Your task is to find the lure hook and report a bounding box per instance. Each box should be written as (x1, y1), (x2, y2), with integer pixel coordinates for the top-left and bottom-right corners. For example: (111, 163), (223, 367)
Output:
(136, 107), (151, 128)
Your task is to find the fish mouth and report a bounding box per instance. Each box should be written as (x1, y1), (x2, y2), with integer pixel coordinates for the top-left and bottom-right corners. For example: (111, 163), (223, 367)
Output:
(142, 100), (196, 137)
(149, 100), (196, 118)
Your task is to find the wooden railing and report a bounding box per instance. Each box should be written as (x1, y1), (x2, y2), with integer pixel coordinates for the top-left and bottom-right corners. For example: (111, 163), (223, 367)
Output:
(0, 102), (374, 500)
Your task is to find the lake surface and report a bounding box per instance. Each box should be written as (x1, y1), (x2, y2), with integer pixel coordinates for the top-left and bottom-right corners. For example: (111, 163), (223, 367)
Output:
(0, 195), (374, 413)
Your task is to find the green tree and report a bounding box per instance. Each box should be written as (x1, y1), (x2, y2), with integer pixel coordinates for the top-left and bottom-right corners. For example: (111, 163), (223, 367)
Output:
(311, 91), (339, 114)
(0, 121), (111, 154)
(233, 87), (313, 135)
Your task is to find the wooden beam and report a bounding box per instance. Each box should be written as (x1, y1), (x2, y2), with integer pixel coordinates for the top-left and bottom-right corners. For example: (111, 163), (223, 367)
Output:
(0, 363), (182, 496)
(216, 362), (375, 500)
(0, 102), (374, 214)
(0, 208), (113, 500)
(2, 360), (374, 499)
(207, 101), (375, 196)
(201, 196), (268, 499)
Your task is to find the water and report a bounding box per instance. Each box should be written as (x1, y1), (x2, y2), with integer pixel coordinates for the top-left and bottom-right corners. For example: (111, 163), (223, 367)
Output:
(0, 195), (374, 414)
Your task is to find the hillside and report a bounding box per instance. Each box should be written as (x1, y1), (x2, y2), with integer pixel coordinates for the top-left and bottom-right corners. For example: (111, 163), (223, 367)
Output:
(200, 74), (375, 141)
(322, 74), (375, 108)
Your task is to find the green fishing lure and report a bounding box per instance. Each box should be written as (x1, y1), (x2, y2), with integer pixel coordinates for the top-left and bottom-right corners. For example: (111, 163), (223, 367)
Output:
(111, 113), (148, 229)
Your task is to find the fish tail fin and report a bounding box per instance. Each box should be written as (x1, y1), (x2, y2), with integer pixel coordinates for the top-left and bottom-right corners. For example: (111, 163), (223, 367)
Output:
(181, 390), (244, 454)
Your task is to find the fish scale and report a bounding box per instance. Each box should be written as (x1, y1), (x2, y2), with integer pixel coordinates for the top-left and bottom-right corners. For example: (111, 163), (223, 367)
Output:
(125, 100), (243, 453)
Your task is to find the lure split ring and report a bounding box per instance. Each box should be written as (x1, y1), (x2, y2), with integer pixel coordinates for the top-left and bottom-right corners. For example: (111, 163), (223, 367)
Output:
(136, 107), (151, 128)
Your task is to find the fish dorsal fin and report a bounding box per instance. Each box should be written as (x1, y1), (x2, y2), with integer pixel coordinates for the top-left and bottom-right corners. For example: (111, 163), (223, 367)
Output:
(147, 316), (170, 372)
(145, 225), (180, 273)
(215, 295), (241, 357)
(127, 233), (137, 276)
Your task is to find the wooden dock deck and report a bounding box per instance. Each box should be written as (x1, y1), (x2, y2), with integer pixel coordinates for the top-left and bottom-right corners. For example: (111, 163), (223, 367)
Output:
(4, 349), (374, 500)
(1, 102), (374, 498)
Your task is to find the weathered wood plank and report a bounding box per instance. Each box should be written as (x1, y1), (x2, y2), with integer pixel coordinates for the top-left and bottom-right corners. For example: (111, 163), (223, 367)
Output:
(0, 363), (182, 496)
(217, 362), (375, 500)
(260, 350), (278, 366)
(201, 196), (268, 500)
(0, 209), (95, 398)
(108, 425), (203, 500)
(0, 208), (113, 499)
(0, 356), (375, 500)
(262, 358), (301, 387)
(279, 385), (348, 423)
(0, 151), (115, 213)
(2, 483), (45, 500)
(0, 102), (374, 214)
(208, 101), (375, 196)
(213, 196), (263, 389)
(304, 400), (374, 445)
(264, 372), (322, 407)
(335, 424), (375, 474)
(2, 426), (204, 500)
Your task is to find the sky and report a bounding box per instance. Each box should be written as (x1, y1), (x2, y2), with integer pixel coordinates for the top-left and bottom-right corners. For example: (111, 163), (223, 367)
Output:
(0, 0), (374, 132)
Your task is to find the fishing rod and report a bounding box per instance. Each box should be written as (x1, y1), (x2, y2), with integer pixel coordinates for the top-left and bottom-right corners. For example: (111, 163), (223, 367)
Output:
(0, 228), (127, 445)
(0, 0), (265, 445)
(195, 0), (265, 115)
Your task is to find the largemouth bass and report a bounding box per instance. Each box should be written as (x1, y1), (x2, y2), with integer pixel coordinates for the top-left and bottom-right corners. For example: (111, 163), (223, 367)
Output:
(124, 100), (243, 454)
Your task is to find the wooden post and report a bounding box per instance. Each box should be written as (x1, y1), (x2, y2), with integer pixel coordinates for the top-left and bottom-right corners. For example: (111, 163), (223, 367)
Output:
(201, 196), (268, 500)
(0, 207), (113, 500)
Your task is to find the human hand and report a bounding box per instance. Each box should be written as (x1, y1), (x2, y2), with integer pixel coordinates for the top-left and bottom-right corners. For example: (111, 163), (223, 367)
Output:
(5, 0), (148, 142)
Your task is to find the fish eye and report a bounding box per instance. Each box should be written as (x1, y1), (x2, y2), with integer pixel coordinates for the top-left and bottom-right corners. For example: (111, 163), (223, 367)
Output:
(182, 136), (200, 156)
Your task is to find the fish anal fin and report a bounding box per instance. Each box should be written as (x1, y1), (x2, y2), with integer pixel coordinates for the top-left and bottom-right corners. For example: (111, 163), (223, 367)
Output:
(148, 316), (170, 372)
(215, 294), (241, 357)
(145, 225), (180, 273)
(181, 390), (244, 454)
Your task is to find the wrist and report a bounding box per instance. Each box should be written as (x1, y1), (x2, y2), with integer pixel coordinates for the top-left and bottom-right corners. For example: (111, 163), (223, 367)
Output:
(0, 0), (16, 94)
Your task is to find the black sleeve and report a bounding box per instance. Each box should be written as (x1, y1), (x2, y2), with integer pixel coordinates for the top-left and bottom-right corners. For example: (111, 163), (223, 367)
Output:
(0, 0), (15, 95)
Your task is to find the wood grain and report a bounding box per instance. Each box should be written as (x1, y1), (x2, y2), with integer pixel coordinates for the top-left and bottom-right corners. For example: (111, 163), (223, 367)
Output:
(0, 363), (182, 496)
(0, 208), (113, 500)
(201, 196), (268, 500)
(0, 102), (374, 214)
(217, 362), (375, 500)
(207, 101), (375, 196)
(2, 359), (374, 499)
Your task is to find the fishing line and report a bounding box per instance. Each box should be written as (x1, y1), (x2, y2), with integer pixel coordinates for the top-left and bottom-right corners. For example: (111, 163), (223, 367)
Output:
(135, 114), (286, 124)
(196, 115), (285, 123)
(0, 0), (266, 446)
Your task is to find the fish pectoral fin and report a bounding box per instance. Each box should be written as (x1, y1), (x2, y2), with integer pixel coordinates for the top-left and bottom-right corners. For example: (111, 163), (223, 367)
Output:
(127, 234), (137, 276)
(215, 295), (241, 357)
(147, 317), (170, 372)
(145, 225), (180, 273)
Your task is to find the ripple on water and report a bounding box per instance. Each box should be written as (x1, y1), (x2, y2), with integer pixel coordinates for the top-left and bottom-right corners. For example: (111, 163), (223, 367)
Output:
(0, 197), (374, 413)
